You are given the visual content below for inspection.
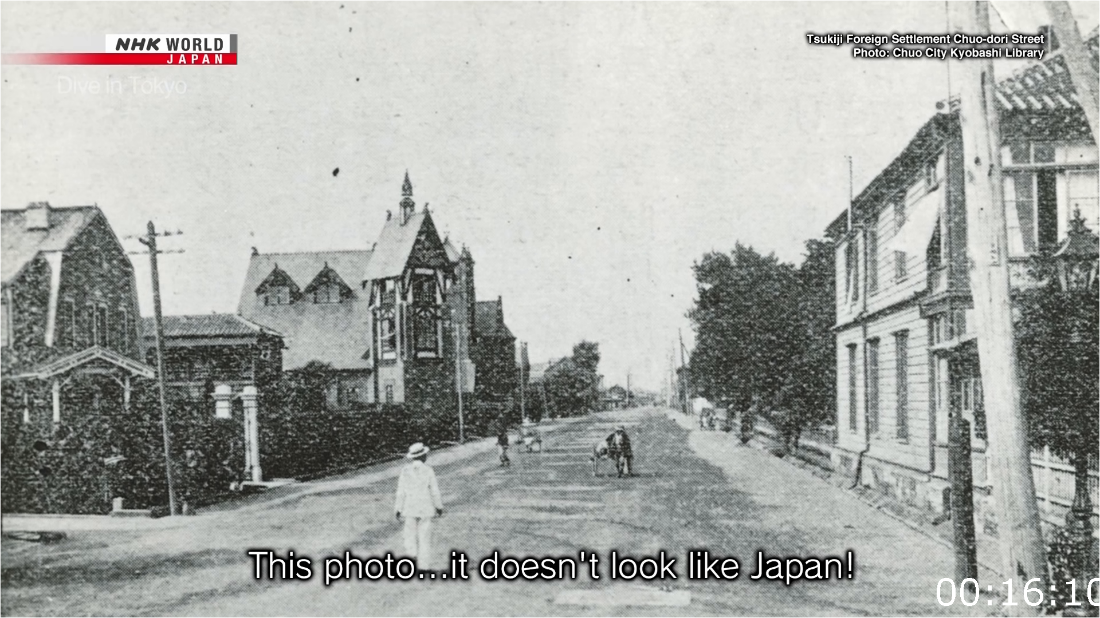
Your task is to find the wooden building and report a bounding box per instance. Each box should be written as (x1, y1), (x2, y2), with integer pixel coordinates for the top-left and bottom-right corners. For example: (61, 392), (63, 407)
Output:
(1, 203), (154, 428)
(827, 40), (1099, 527)
(139, 314), (284, 401)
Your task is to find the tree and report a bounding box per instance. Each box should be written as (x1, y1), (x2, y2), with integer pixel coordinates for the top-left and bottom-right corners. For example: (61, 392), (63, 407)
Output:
(780, 239), (837, 445)
(687, 243), (801, 413)
(540, 342), (602, 417)
(1015, 267), (1098, 529)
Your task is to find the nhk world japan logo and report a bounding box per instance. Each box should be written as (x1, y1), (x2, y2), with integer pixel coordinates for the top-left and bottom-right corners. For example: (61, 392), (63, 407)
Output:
(3, 34), (238, 65)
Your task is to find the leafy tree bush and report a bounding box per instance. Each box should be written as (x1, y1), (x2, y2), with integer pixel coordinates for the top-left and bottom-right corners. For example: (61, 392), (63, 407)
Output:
(688, 240), (835, 442)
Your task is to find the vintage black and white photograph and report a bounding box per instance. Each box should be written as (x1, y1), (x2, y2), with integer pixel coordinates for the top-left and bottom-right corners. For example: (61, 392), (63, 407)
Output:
(1, 1), (1098, 616)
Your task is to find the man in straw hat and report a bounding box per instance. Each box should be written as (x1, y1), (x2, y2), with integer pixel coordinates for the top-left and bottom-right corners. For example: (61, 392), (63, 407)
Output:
(394, 442), (444, 569)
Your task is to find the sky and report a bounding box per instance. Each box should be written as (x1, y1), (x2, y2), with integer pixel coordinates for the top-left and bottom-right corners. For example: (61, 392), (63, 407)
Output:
(2, 2), (1096, 392)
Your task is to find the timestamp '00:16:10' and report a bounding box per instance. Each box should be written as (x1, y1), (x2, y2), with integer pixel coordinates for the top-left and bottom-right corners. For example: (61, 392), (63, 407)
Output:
(937, 578), (1100, 608)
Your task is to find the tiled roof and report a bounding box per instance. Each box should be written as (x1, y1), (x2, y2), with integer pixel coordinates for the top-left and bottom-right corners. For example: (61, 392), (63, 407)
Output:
(140, 314), (282, 339)
(238, 250), (374, 370)
(944, 32), (1099, 113)
(831, 35), (1099, 238)
(475, 299), (514, 340)
(361, 211), (428, 281)
(1, 205), (101, 284)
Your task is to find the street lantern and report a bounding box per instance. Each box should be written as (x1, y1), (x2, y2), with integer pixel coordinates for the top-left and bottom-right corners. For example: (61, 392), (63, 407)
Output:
(1051, 208), (1099, 609)
(1052, 208), (1099, 294)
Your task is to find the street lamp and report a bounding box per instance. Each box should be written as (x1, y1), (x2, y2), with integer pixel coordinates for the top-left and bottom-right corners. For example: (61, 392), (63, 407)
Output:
(1051, 208), (1099, 601)
(1052, 209), (1099, 296)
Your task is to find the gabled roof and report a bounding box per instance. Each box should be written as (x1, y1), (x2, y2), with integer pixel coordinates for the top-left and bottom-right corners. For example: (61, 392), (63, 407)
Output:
(140, 314), (283, 339)
(238, 250), (375, 371)
(238, 250), (371, 310)
(361, 210), (432, 281)
(475, 298), (514, 340)
(1, 205), (102, 284)
(14, 346), (155, 380)
(302, 264), (353, 295)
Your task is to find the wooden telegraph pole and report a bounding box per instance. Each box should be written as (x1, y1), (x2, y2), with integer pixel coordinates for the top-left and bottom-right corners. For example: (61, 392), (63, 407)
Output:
(519, 342), (527, 422)
(678, 329), (691, 416)
(956, 0), (1047, 597)
(452, 308), (465, 443)
(138, 222), (178, 517)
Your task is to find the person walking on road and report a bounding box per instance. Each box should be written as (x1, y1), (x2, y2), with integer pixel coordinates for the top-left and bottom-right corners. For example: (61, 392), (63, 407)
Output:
(497, 428), (511, 466)
(394, 442), (443, 569)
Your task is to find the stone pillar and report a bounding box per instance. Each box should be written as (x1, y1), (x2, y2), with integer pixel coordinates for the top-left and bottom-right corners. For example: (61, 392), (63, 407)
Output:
(213, 384), (233, 420)
(241, 386), (261, 483)
(51, 379), (61, 424)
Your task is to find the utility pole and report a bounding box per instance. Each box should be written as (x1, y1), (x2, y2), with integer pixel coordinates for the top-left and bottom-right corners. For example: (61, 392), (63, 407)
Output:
(956, 0), (1047, 599)
(137, 222), (178, 517)
(678, 329), (691, 416)
(518, 341), (527, 422)
(626, 369), (631, 409)
(452, 308), (465, 443)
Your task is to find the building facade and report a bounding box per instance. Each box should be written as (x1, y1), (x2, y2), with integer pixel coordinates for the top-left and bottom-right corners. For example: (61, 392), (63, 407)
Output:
(828, 42), (1099, 529)
(1, 203), (154, 429)
(140, 314), (284, 402)
(238, 173), (491, 413)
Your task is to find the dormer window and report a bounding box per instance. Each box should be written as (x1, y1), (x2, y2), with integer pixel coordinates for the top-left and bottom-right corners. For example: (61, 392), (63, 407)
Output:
(265, 286), (291, 306)
(256, 266), (298, 307)
(312, 281), (342, 304)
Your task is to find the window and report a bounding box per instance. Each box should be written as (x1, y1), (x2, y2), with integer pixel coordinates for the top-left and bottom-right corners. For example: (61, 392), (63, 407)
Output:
(925, 160), (939, 189)
(867, 339), (880, 435)
(117, 307), (130, 352)
(895, 331), (909, 440)
(894, 198), (906, 232)
(866, 227), (879, 294)
(379, 311), (397, 356)
(61, 299), (76, 347)
(270, 286), (291, 305)
(412, 274), (436, 304)
(95, 305), (108, 347)
(413, 308), (440, 356)
(1009, 141), (1055, 164)
(1032, 143), (1056, 163)
(385, 383), (394, 404)
(894, 250), (907, 281)
(312, 282), (342, 304)
(1067, 170), (1100, 232)
(1005, 166), (1093, 255)
(845, 239), (859, 303)
(847, 344), (858, 432)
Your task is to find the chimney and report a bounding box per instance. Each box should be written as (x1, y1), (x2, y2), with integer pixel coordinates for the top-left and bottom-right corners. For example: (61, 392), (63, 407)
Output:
(25, 202), (51, 231)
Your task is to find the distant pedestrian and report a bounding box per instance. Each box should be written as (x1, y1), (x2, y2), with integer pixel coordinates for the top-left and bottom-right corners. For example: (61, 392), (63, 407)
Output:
(394, 442), (444, 569)
(497, 429), (510, 466)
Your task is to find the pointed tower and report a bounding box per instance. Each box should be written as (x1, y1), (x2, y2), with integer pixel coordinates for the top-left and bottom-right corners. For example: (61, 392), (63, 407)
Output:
(400, 170), (415, 224)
